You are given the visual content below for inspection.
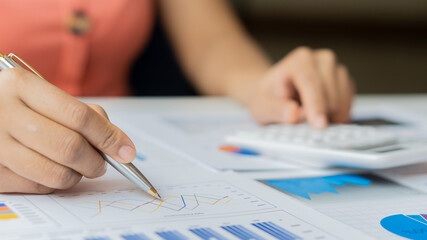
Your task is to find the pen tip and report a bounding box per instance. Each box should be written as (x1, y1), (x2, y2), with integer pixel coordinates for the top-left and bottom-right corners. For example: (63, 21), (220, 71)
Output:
(148, 187), (161, 200)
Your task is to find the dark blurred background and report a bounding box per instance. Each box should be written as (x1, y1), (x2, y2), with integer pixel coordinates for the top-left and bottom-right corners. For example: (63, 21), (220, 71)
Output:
(131, 0), (427, 96)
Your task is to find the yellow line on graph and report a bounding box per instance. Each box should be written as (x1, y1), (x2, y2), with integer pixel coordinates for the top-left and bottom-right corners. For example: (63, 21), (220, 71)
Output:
(90, 200), (102, 218)
(149, 196), (177, 213)
(76, 195), (234, 216)
(212, 196), (229, 205)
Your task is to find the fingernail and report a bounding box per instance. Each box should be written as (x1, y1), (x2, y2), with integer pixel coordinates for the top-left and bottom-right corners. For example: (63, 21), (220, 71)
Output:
(118, 145), (136, 162)
(314, 114), (327, 129)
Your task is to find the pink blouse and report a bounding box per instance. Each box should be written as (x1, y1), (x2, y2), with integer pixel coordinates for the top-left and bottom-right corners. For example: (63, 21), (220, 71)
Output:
(0, 0), (155, 96)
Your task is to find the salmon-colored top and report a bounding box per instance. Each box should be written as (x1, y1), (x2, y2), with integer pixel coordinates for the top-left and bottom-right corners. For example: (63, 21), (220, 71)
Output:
(1, 0), (154, 96)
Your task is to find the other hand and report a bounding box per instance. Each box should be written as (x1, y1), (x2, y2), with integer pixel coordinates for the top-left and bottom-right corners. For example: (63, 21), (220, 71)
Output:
(244, 47), (354, 128)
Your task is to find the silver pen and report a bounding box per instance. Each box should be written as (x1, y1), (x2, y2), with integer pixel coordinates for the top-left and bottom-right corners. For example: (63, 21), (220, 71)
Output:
(0, 51), (161, 200)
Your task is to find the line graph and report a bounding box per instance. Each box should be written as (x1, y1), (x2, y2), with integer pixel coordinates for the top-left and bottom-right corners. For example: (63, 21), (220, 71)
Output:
(83, 194), (233, 218)
(50, 182), (275, 224)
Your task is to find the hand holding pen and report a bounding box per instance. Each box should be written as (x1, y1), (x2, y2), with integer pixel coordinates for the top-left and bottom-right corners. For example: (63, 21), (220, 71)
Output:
(0, 52), (159, 199)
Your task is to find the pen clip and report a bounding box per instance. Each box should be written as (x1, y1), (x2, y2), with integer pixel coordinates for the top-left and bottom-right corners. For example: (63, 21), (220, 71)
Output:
(8, 53), (45, 80)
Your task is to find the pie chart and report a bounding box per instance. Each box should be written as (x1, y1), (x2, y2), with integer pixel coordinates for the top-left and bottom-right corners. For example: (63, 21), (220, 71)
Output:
(381, 214), (427, 240)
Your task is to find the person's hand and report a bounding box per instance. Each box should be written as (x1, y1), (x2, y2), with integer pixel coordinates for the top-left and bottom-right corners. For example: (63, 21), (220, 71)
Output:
(0, 68), (136, 194)
(244, 47), (354, 128)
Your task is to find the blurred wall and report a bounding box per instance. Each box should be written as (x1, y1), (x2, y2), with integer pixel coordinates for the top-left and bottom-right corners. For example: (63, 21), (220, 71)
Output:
(232, 0), (427, 93)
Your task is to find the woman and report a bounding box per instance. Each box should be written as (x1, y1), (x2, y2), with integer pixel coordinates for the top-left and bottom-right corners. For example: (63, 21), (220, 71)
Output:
(0, 0), (354, 193)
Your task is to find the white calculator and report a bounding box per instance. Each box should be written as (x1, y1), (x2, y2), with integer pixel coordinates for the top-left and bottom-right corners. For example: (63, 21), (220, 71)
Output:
(225, 124), (427, 169)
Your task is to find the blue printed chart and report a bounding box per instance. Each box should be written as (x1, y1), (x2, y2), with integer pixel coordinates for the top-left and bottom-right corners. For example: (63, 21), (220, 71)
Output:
(78, 211), (329, 240)
(381, 214), (427, 240)
(262, 174), (371, 200)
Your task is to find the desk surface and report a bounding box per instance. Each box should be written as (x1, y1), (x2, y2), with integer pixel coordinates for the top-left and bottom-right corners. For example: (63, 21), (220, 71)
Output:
(82, 94), (427, 118)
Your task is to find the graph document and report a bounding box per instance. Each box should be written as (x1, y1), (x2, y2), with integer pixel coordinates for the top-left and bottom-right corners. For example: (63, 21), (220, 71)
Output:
(0, 165), (372, 240)
(260, 169), (427, 240)
(0, 126), (372, 240)
(6, 108), (426, 240)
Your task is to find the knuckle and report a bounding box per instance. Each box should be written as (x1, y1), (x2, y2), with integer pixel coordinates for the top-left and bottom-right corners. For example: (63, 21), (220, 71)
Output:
(86, 160), (107, 179)
(98, 127), (120, 150)
(68, 103), (91, 130)
(296, 72), (318, 85)
(317, 49), (336, 64)
(294, 46), (313, 58)
(60, 133), (85, 164)
(89, 104), (103, 113)
(48, 167), (81, 189)
(91, 104), (108, 119)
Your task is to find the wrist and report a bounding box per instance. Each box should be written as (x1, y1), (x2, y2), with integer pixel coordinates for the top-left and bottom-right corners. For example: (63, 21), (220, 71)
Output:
(225, 69), (269, 107)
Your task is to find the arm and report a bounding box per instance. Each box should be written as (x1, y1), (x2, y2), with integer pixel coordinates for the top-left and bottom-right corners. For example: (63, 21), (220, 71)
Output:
(159, 0), (270, 100)
(159, 0), (354, 128)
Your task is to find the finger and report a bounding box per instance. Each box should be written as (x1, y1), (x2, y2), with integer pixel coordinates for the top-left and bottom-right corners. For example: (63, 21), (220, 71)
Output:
(250, 96), (302, 125)
(0, 136), (82, 189)
(88, 104), (109, 120)
(0, 166), (54, 194)
(4, 68), (136, 163)
(314, 49), (339, 116)
(279, 47), (328, 128)
(6, 103), (107, 178)
(334, 65), (354, 123)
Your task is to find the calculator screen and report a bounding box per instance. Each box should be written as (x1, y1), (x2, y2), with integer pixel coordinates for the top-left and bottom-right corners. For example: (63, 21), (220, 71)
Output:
(351, 118), (402, 126)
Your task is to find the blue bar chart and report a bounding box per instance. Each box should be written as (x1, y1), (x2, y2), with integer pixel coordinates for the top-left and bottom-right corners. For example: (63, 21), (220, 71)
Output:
(156, 230), (189, 240)
(121, 233), (151, 240)
(189, 227), (228, 240)
(85, 220), (304, 240)
(252, 222), (302, 240)
(262, 174), (371, 200)
(221, 225), (265, 240)
(9, 209), (334, 240)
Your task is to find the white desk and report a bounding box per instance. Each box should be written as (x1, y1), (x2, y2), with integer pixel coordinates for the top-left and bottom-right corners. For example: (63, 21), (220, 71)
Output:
(83, 94), (427, 119)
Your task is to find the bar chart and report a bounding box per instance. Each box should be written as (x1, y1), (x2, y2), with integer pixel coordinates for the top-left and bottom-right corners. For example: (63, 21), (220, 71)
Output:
(0, 203), (18, 220)
(77, 211), (331, 240)
(0, 197), (56, 232)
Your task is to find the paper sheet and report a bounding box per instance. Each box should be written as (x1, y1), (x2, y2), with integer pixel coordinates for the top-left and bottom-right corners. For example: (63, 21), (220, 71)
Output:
(258, 168), (427, 239)
(0, 164), (372, 240)
(0, 121), (373, 239)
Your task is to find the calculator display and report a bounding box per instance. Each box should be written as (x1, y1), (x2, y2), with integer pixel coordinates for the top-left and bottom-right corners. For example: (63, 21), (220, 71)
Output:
(351, 118), (402, 126)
